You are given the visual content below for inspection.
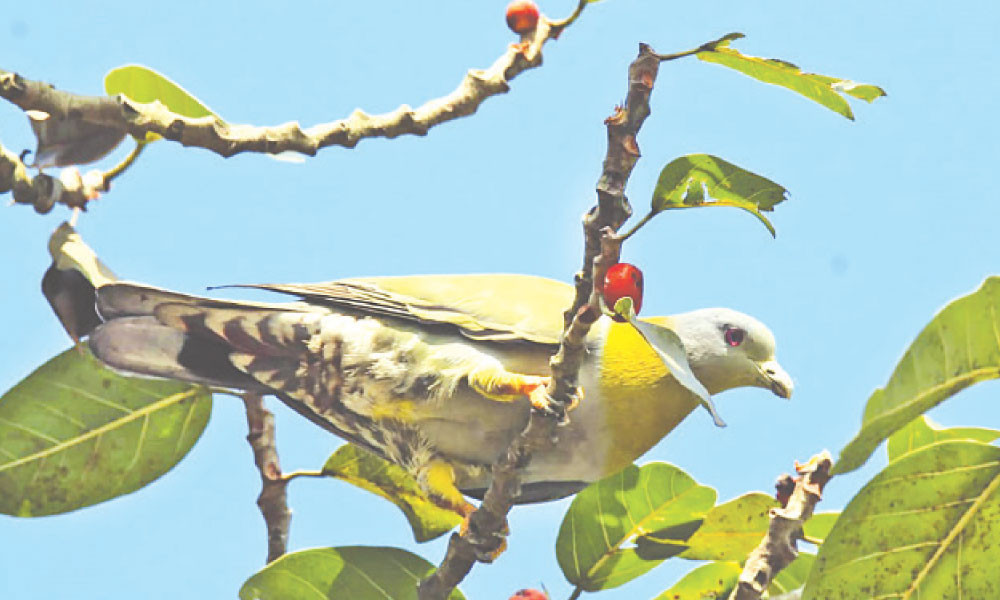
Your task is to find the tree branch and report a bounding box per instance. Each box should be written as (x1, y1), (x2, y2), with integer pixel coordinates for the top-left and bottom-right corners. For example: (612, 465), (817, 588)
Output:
(729, 452), (834, 600)
(242, 393), (292, 564)
(418, 42), (664, 600)
(0, 138), (144, 213)
(0, 5), (584, 160)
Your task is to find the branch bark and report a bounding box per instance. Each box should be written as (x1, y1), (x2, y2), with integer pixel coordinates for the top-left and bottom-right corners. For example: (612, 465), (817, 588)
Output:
(418, 42), (665, 600)
(0, 5), (583, 160)
(0, 139), (144, 213)
(729, 452), (834, 600)
(242, 393), (292, 564)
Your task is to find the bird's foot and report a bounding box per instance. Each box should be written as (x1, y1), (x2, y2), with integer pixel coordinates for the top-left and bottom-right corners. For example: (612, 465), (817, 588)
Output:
(527, 380), (583, 424)
(463, 506), (510, 563)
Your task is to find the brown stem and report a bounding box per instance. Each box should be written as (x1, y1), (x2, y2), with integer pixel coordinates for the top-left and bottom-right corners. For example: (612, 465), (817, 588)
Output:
(729, 452), (834, 600)
(418, 42), (665, 600)
(0, 8), (584, 160)
(0, 140), (97, 213)
(242, 393), (292, 564)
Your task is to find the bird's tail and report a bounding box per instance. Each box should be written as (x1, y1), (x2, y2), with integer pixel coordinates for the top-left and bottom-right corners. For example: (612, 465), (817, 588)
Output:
(88, 282), (308, 391)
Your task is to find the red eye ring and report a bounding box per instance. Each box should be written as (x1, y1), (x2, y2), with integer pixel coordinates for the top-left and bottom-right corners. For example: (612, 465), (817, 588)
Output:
(724, 326), (745, 347)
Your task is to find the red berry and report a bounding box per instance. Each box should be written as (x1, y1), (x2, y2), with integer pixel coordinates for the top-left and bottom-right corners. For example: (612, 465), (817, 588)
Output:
(602, 263), (644, 320)
(509, 589), (548, 600)
(505, 0), (540, 34)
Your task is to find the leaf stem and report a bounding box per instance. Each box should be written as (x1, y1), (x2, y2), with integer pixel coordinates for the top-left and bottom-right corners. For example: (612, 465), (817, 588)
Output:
(101, 140), (146, 187)
(618, 211), (654, 242)
(567, 586), (584, 600)
(281, 469), (326, 483)
(655, 32), (743, 62)
(550, 0), (588, 31)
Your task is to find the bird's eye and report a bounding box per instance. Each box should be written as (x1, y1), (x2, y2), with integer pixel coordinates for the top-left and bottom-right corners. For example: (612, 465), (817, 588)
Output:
(724, 326), (745, 347)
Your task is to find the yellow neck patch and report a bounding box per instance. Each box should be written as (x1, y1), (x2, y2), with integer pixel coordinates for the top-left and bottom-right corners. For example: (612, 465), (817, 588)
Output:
(597, 321), (698, 474)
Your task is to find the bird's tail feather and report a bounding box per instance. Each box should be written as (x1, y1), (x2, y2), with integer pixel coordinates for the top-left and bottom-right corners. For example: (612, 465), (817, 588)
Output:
(89, 282), (313, 390)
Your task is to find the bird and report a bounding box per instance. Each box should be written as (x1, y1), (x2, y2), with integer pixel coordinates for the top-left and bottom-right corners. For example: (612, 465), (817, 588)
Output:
(87, 273), (793, 519)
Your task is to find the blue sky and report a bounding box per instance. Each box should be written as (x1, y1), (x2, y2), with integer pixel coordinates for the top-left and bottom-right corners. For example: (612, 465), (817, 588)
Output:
(1, 1), (998, 598)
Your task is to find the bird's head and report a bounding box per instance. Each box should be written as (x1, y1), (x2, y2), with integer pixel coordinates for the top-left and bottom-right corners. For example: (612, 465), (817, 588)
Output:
(645, 308), (793, 399)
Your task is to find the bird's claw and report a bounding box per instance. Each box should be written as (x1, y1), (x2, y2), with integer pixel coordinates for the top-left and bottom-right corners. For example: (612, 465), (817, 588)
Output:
(463, 510), (509, 563)
(527, 381), (582, 425)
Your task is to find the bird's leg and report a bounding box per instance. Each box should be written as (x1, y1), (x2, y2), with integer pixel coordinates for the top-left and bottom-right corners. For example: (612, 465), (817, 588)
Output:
(466, 367), (574, 414)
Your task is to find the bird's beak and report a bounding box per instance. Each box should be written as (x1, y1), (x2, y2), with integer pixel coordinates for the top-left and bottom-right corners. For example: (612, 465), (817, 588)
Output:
(758, 359), (793, 399)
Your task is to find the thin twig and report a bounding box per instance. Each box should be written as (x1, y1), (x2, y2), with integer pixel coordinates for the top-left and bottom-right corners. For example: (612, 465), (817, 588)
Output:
(0, 8), (582, 160)
(729, 452), (834, 600)
(418, 42), (665, 600)
(242, 392), (292, 564)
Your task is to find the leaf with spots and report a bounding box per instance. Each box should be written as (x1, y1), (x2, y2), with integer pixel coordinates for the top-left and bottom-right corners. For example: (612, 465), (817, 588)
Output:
(239, 546), (465, 600)
(804, 441), (1000, 599)
(556, 462), (716, 592)
(768, 552), (815, 597)
(651, 561), (741, 600)
(673, 492), (777, 561)
(321, 445), (461, 543)
(835, 277), (1000, 475)
(0, 347), (211, 516)
(887, 415), (1000, 463)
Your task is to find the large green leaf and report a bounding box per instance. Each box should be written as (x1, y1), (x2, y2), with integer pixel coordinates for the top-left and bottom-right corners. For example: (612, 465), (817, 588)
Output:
(652, 561), (741, 600)
(696, 35), (886, 120)
(769, 552), (815, 597)
(321, 445), (461, 543)
(834, 277), (1000, 475)
(887, 415), (1000, 463)
(0, 348), (211, 516)
(804, 441), (1000, 599)
(240, 546), (465, 600)
(803, 511), (840, 544)
(556, 462), (716, 592)
(105, 64), (215, 118)
(650, 154), (787, 237)
(676, 492), (776, 561)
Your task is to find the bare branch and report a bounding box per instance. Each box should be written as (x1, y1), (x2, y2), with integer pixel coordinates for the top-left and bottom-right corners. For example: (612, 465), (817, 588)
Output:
(242, 393), (292, 564)
(418, 42), (665, 600)
(0, 132), (145, 214)
(729, 452), (834, 600)
(0, 7), (582, 160)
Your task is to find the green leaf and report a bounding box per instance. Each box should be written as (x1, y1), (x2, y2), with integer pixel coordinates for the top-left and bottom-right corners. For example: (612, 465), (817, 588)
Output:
(678, 492), (776, 561)
(651, 561), (741, 600)
(634, 519), (704, 560)
(321, 445), (461, 543)
(556, 462), (717, 592)
(650, 154), (787, 237)
(104, 65), (218, 142)
(619, 298), (721, 427)
(834, 277), (1000, 475)
(803, 512), (840, 544)
(804, 441), (1000, 599)
(0, 348), (211, 516)
(239, 546), (465, 600)
(768, 552), (815, 596)
(887, 415), (1000, 463)
(696, 37), (886, 120)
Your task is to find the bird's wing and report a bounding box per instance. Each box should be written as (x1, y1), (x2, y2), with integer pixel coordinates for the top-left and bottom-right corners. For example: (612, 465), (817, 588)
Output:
(231, 274), (574, 345)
